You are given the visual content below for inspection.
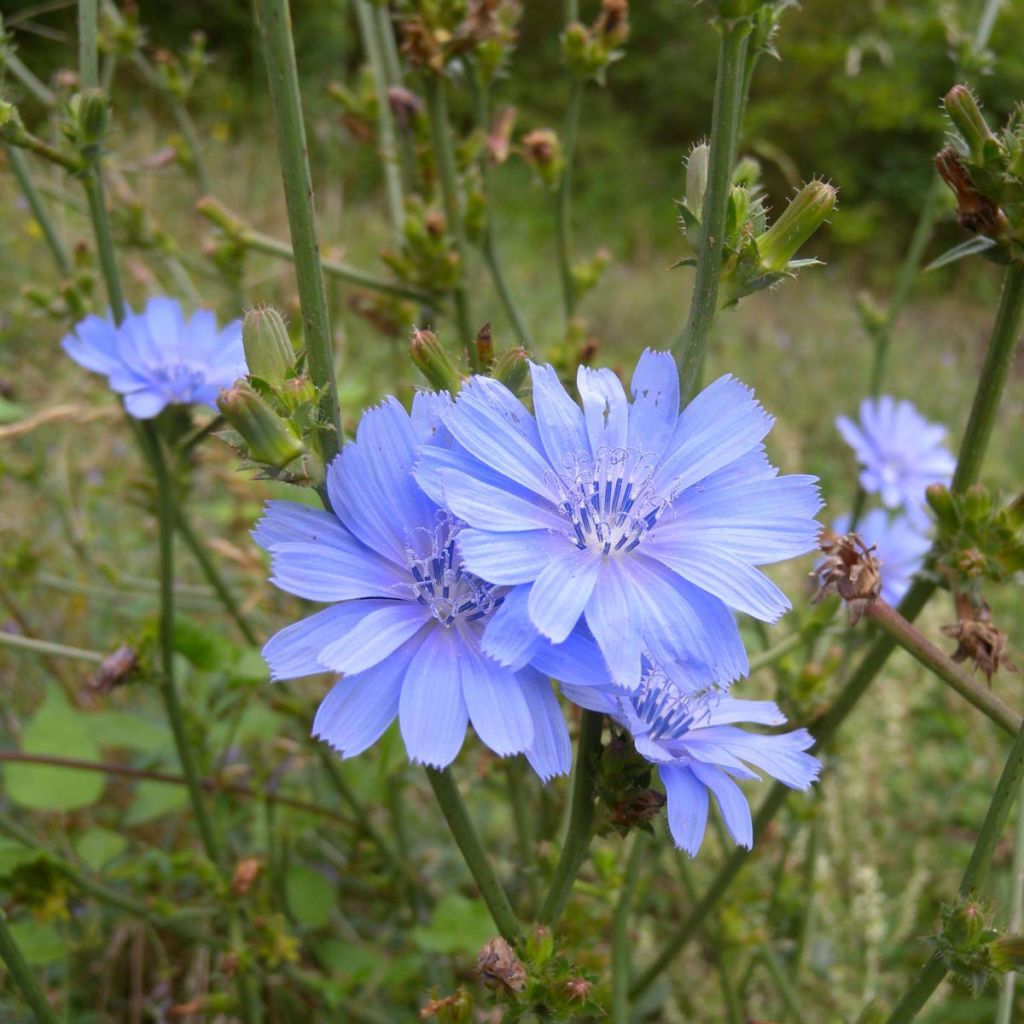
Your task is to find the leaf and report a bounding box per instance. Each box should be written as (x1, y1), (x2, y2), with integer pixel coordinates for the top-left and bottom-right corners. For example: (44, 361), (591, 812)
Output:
(173, 617), (233, 670)
(924, 235), (997, 272)
(125, 780), (188, 826)
(4, 690), (105, 811)
(89, 712), (169, 755)
(74, 827), (127, 871)
(411, 893), (495, 955)
(285, 866), (335, 929)
(8, 920), (66, 966)
(0, 837), (44, 878)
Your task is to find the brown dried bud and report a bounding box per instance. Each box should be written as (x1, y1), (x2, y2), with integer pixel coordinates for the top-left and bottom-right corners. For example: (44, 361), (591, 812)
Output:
(399, 17), (445, 72)
(595, 0), (630, 43)
(521, 128), (559, 167)
(565, 977), (593, 1001)
(934, 146), (1010, 238)
(609, 787), (666, 832)
(230, 857), (263, 896)
(487, 105), (517, 165)
(814, 531), (881, 624)
(476, 937), (526, 995)
(941, 598), (1018, 683)
(476, 322), (494, 371)
(89, 645), (138, 694)
(388, 86), (424, 127)
(419, 989), (471, 1021)
(425, 210), (447, 238)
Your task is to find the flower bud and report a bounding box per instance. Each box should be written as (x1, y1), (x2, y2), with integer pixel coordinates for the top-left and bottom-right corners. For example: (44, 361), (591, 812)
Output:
(68, 89), (110, 155)
(926, 483), (958, 532)
(278, 374), (317, 410)
(493, 346), (529, 392)
(944, 899), (986, 948)
(944, 85), (996, 163)
(525, 926), (554, 967)
(410, 328), (462, 393)
(217, 381), (305, 469)
(242, 306), (294, 385)
(475, 322), (494, 372)
(684, 142), (710, 218)
(757, 180), (837, 273)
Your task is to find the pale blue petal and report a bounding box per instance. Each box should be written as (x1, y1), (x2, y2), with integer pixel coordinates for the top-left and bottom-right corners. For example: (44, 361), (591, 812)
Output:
(433, 469), (565, 533)
(527, 547), (601, 643)
(62, 314), (123, 374)
(268, 541), (401, 601)
(584, 559), (644, 689)
(263, 603), (369, 680)
(411, 389), (453, 444)
(458, 528), (565, 584)
(317, 601), (432, 675)
(690, 762), (753, 848)
(703, 698), (786, 728)
(415, 444), (539, 509)
(461, 645), (534, 756)
(628, 349), (679, 456)
(577, 365), (629, 454)
(520, 669), (571, 781)
(480, 586), (543, 668)
(559, 683), (617, 715)
(530, 362), (588, 468)
(399, 627), (468, 768)
(123, 388), (168, 419)
(661, 764), (709, 856)
(529, 631), (613, 688)
(252, 500), (351, 550)
(682, 727), (820, 790)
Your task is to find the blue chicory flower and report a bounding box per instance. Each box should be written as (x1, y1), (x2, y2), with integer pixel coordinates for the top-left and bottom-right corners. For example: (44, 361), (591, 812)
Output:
(62, 296), (245, 419)
(832, 509), (931, 605)
(415, 350), (822, 693)
(254, 394), (608, 780)
(835, 396), (955, 529)
(563, 667), (820, 855)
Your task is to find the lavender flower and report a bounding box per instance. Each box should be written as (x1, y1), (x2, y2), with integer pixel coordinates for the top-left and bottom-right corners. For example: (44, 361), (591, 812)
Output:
(416, 350), (822, 692)
(255, 394), (607, 780)
(833, 509), (931, 605)
(563, 668), (820, 855)
(62, 297), (245, 419)
(835, 396), (955, 529)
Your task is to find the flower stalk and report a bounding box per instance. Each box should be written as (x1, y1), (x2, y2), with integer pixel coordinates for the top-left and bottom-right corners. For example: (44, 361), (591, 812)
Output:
(4, 145), (72, 275)
(0, 911), (62, 1024)
(556, 80), (584, 320)
(611, 831), (647, 1023)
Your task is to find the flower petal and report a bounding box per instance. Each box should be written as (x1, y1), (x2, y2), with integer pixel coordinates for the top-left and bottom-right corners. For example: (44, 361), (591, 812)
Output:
(584, 559), (644, 689)
(317, 601), (432, 675)
(458, 528), (565, 584)
(628, 349), (679, 456)
(434, 469), (566, 533)
(263, 603), (369, 680)
(461, 645), (534, 756)
(252, 500), (351, 550)
(520, 669), (571, 781)
(527, 547), (601, 643)
(268, 541), (401, 601)
(123, 388), (168, 419)
(481, 585), (543, 668)
(577, 365), (629, 454)
(531, 362), (589, 468)
(529, 631), (612, 688)
(661, 764), (709, 855)
(690, 762), (753, 848)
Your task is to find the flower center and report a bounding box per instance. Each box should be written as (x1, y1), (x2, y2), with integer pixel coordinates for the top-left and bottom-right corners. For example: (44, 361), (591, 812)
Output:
(152, 363), (208, 399)
(553, 449), (666, 557)
(405, 526), (502, 629)
(629, 672), (718, 742)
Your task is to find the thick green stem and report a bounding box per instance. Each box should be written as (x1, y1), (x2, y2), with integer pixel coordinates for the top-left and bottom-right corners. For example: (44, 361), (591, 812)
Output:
(0, 911), (61, 1024)
(540, 710), (604, 926)
(505, 758), (539, 913)
(82, 170), (125, 320)
(254, 0), (342, 459)
(611, 832), (647, 1024)
(864, 599), (1021, 735)
(5, 145), (72, 274)
(556, 81), (584, 321)
(425, 766), (522, 945)
(674, 19), (751, 397)
(354, 0), (404, 244)
(424, 74), (475, 362)
(886, 718), (1024, 1024)
(995, 785), (1024, 1024)
(77, 0), (99, 89)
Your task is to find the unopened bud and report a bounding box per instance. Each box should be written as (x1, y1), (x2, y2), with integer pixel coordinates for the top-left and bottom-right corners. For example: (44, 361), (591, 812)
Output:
(565, 977), (593, 1001)
(278, 374), (317, 410)
(217, 381), (305, 468)
(522, 128), (560, 168)
(493, 346), (529, 393)
(410, 328), (462, 393)
(69, 89), (110, 154)
(525, 926), (554, 967)
(487, 106), (517, 165)
(944, 899), (986, 948)
(944, 85), (996, 163)
(475, 322), (494, 372)
(242, 306), (294, 385)
(926, 483), (958, 532)
(962, 483), (992, 522)
(595, 0), (629, 44)
(757, 180), (837, 273)
(684, 143), (710, 218)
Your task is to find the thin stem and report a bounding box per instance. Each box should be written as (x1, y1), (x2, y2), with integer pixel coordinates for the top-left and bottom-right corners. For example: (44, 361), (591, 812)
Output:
(505, 758), (539, 913)
(425, 766), (522, 945)
(952, 262), (1024, 493)
(5, 145), (72, 274)
(2, 49), (57, 107)
(174, 507), (259, 647)
(0, 630), (105, 663)
(995, 785), (1024, 1024)
(424, 73), (475, 362)
(540, 710), (604, 926)
(758, 945), (809, 1024)
(82, 169), (125, 321)
(556, 80), (584, 321)
(354, 0), (404, 244)
(611, 832), (647, 1024)
(254, 0), (342, 459)
(78, 0), (99, 89)
(673, 18), (751, 398)
(0, 911), (61, 1024)
(886, 717), (1024, 1024)
(864, 598), (1021, 736)
(974, 0), (1004, 52)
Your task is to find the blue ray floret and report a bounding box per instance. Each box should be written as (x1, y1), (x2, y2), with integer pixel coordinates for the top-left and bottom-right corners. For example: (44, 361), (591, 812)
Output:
(62, 296), (245, 419)
(563, 667), (821, 855)
(832, 509), (931, 605)
(254, 393), (607, 780)
(415, 349), (822, 692)
(835, 396), (955, 530)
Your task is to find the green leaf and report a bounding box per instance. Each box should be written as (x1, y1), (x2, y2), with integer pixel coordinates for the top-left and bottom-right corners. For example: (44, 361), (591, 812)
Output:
(0, 397), (25, 424)
(8, 920), (66, 966)
(411, 893), (495, 955)
(74, 827), (127, 871)
(0, 837), (44, 879)
(285, 865), (336, 929)
(89, 711), (169, 755)
(125, 780), (188, 826)
(173, 617), (233, 670)
(4, 690), (105, 811)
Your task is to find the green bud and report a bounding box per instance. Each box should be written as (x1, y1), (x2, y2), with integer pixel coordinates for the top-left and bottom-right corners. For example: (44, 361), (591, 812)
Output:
(963, 483), (992, 523)
(409, 328), (462, 393)
(684, 142), (710, 219)
(944, 899), (986, 948)
(242, 306), (294, 385)
(278, 374), (318, 410)
(525, 926), (554, 967)
(756, 180), (837, 273)
(926, 483), (958, 532)
(217, 381), (305, 469)
(493, 346), (529, 393)
(68, 89), (110, 155)
(989, 934), (1024, 973)
(944, 85), (996, 163)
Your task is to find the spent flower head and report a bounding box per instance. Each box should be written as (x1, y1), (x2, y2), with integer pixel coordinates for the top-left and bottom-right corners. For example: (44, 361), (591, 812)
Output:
(62, 296), (245, 419)
(832, 509), (931, 606)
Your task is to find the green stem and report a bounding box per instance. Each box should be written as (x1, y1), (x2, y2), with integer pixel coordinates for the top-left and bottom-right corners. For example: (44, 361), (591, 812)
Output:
(540, 710), (604, 926)
(951, 262), (1024, 492)
(82, 169), (125, 321)
(759, 945), (809, 1024)
(2, 49), (56, 107)
(5, 145), (72, 274)
(173, 507), (259, 647)
(505, 758), (539, 913)
(995, 784), (1024, 1024)
(424, 73), (475, 362)
(673, 19), (751, 398)
(974, 0), (1004, 52)
(886, 717), (1024, 1024)
(0, 911), (61, 1024)
(611, 832), (647, 1024)
(864, 598), (1021, 736)
(425, 766), (522, 944)
(556, 80), (584, 321)
(254, 0), (342, 459)
(77, 0), (99, 89)
(0, 631), (105, 663)
(354, 0), (404, 244)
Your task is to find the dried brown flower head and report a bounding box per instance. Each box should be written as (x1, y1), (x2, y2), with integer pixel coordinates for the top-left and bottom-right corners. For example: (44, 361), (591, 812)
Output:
(230, 857), (263, 897)
(89, 645), (138, 694)
(815, 531), (882, 624)
(476, 936), (527, 995)
(387, 86), (423, 127)
(934, 147), (1010, 237)
(942, 598), (1018, 683)
(521, 128), (559, 167)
